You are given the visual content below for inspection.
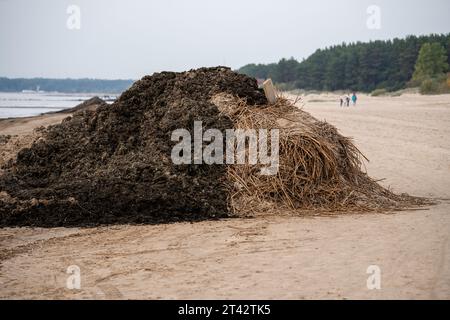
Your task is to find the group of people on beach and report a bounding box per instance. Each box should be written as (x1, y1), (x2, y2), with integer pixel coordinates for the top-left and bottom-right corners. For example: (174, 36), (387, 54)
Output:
(340, 93), (357, 107)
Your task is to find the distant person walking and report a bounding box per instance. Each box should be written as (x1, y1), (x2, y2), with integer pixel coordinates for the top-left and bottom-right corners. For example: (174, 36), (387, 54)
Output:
(352, 92), (357, 106)
(339, 96), (344, 107)
(345, 94), (350, 107)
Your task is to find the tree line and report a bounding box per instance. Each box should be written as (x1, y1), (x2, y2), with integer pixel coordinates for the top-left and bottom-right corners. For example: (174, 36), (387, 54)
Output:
(238, 34), (450, 93)
(0, 78), (134, 93)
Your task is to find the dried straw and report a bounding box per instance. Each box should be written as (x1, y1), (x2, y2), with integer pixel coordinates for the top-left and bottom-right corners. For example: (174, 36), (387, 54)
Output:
(211, 93), (430, 217)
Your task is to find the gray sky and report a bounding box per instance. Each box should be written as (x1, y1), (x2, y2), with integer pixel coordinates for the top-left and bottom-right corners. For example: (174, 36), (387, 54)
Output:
(1, 0), (449, 79)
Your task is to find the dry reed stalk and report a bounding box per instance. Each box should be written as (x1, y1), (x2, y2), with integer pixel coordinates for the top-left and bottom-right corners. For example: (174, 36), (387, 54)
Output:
(211, 93), (431, 217)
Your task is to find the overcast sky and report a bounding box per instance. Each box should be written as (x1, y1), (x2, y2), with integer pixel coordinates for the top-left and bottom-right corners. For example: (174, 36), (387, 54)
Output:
(1, 0), (449, 79)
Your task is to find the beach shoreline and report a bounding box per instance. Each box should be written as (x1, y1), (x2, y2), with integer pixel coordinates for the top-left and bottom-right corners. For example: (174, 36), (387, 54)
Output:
(0, 92), (449, 299)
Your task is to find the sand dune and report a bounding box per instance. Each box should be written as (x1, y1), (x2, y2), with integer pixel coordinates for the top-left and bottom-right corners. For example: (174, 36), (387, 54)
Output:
(0, 93), (449, 299)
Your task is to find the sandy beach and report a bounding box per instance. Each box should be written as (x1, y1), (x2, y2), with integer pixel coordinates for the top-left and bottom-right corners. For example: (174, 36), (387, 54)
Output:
(0, 93), (449, 300)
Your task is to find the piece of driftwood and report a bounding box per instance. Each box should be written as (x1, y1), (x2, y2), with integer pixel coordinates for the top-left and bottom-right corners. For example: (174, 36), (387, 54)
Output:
(263, 79), (277, 104)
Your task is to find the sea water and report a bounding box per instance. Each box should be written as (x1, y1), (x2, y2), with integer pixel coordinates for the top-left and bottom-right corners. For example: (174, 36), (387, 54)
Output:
(0, 92), (116, 119)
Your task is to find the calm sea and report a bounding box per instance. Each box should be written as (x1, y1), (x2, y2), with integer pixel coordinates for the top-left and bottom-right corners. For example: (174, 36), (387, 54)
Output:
(0, 92), (117, 119)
